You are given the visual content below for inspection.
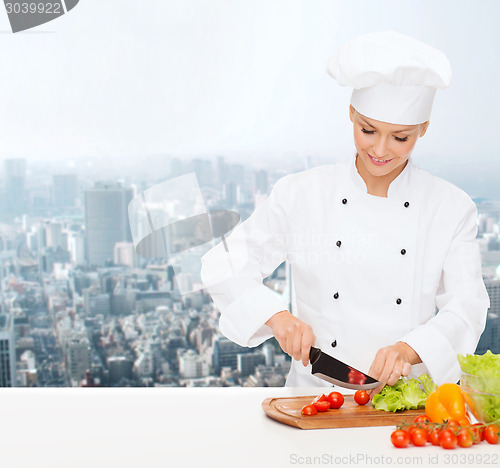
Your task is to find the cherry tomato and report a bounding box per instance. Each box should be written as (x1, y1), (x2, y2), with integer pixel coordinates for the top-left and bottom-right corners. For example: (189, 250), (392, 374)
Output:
(483, 424), (500, 445)
(444, 418), (460, 427)
(457, 428), (473, 448)
(354, 390), (369, 405)
(391, 429), (410, 448)
(429, 428), (441, 446)
(313, 401), (330, 412)
(439, 428), (457, 450)
(470, 423), (484, 444)
(301, 404), (317, 416)
(458, 418), (471, 427)
(414, 415), (430, 424)
(327, 392), (344, 409)
(406, 424), (418, 434)
(410, 427), (428, 447)
(311, 394), (328, 405)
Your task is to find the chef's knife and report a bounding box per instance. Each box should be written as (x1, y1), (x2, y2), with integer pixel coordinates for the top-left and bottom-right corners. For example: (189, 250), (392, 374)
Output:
(309, 346), (380, 390)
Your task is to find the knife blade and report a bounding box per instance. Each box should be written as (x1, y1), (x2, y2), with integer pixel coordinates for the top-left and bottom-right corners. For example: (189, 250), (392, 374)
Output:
(309, 346), (380, 390)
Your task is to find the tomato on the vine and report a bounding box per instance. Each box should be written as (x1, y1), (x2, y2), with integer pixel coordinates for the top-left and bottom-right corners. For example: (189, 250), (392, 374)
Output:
(327, 391), (344, 409)
(391, 429), (410, 448)
(428, 427), (441, 446)
(439, 428), (457, 450)
(470, 423), (484, 443)
(313, 401), (330, 412)
(406, 424), (417, 434)
(410, 428), (428, 446)
(354, 390), (369, 405)
(457, 428), (473, 448)
(301, 404), (317, 416)
(483, 424), (500, 445)
(414, 415), (430, 424)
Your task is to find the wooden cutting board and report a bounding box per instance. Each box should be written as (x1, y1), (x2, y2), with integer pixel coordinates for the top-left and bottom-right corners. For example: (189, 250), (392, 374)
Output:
(262, 395), (426, 429)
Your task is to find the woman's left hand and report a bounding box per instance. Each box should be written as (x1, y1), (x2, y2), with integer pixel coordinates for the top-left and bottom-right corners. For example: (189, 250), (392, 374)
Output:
(366, 341), (421, 398)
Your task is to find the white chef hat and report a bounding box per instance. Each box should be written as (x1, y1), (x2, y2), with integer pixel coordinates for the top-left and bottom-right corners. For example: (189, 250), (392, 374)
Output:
(326, 30), (452, 125)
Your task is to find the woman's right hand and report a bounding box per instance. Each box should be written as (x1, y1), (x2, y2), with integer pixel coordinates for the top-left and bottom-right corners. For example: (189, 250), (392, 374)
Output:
(265, 310), (316, 367)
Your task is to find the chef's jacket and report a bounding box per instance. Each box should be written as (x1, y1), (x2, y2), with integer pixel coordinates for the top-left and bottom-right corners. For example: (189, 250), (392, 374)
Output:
(201, 156), (490, 387)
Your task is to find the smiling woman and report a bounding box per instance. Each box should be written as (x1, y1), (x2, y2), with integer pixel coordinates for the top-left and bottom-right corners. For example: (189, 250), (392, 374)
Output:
(201, 30), (490, 391)
(350, 108), (430, 197)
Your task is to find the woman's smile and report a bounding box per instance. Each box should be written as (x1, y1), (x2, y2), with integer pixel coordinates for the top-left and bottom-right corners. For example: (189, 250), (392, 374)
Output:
(367, 153), (394, 166)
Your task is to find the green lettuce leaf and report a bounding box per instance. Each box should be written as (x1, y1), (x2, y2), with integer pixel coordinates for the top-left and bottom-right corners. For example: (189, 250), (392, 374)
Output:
(458, 350), (500, 394)
(372, 391), (406, 412)
(371, 374), (436, 412)
(418, 373), (438, 396)
(458, 350), (500, 423)
(400, 379), (427, 410)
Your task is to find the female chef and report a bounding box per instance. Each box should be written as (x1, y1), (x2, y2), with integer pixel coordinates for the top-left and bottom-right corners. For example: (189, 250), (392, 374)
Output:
(200, 31), (490, 390)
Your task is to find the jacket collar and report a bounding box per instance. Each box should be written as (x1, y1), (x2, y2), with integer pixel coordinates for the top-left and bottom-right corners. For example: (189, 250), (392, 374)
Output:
(349, 154), (413, 199)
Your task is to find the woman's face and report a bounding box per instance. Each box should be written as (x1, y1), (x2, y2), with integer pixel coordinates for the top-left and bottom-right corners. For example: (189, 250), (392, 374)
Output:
(350, 105), (429, 179)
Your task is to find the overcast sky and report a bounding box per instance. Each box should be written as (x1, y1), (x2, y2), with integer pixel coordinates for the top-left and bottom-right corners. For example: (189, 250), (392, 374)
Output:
(0, 0), (499, 173)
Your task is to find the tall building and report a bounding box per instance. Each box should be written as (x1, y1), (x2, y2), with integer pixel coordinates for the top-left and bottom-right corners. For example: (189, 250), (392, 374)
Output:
(43, 221), (66, 250)
(4, 158), (26, 216)
(237, 352), (265, 377)
(83, 287), (111, 316)
(254, 170), (268, 195)
(212, 335), (250, 375)
(52, 174), (78, 208)
(107, 356), (133, 385)
(476, 278), (500, 354)
(84, 182), (133, 267)
(66, 336), (91, 385)
(222, 182), (237, 208)
(0, 312), (16, 387)
(216, 156), (228, 191)
(114, 242), (139, 268)
(67, 231), (86, 266)
(191, 159), (213, 188)
(178, 349), (209, 378)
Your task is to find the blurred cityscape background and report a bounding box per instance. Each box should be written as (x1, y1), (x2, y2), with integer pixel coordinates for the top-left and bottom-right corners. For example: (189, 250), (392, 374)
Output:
(0, 154), (498, 388)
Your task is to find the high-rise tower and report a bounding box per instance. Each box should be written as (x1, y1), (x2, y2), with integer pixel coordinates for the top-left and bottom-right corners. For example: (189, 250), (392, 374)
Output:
(84, 182), (133, 268)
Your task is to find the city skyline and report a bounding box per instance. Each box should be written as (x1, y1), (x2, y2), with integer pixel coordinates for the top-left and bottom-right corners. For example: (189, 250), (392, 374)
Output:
(0, 151), (499, 388)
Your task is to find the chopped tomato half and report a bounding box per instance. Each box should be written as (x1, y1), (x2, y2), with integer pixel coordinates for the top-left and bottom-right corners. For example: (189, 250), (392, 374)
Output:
(311, 394), (328, 405)
(301, 404), (318, 416)
(313, 401), (330, 412)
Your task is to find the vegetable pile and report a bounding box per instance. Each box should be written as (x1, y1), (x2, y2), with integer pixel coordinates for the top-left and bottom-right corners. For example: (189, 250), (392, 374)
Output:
(391, 381), (499, 449)
(372, 374), (437, 412)
(390, 415), (499, 449)
(301, 390), (369, 416)
(458, 350), (500, 423)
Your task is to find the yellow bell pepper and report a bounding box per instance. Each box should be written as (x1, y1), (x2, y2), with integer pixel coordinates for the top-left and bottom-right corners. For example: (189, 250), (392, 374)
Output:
(425, 383), (470, 426)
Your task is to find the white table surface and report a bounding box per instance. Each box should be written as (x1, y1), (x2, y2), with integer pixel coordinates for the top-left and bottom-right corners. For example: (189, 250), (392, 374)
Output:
(1, 387), (498, 468)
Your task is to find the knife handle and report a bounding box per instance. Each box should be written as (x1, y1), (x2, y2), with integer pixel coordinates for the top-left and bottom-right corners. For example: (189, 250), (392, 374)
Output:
(309, 346), (321, 365)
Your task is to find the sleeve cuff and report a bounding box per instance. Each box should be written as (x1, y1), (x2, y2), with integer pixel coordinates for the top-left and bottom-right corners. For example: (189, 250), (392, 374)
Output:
(400, 325), (461, 385)
(218, 284), (289, 348)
